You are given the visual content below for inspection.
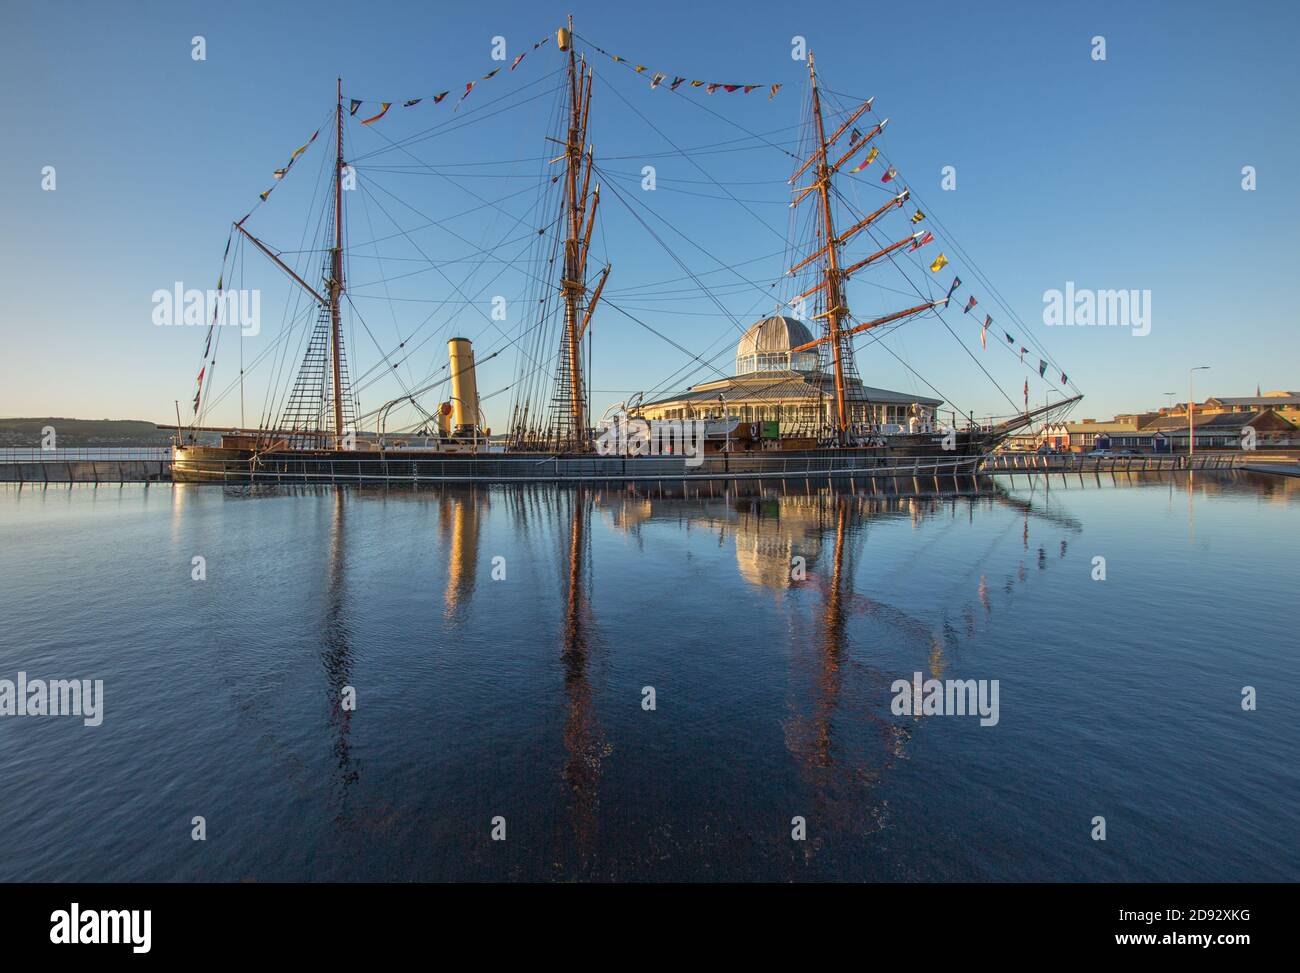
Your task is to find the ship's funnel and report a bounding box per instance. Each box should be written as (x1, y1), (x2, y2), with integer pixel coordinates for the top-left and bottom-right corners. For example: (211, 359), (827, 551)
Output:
(437, 401), (453, 438)
(448, 337), (480, 436)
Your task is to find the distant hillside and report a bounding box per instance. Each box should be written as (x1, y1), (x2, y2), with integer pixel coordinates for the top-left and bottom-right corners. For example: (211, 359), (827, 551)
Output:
(0, 418), (173, 447)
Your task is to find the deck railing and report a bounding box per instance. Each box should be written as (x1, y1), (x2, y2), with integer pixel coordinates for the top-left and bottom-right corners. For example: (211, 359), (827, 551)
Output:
(979, 452), (1248, 474)
(0, 448), (173, 483)
(0, 447), (172, 462)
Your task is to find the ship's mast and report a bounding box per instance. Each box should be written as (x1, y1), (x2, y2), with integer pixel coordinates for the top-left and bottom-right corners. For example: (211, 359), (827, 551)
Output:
(553, 17), (609, 451)
(329, 78), (346, 447)
(789, 56), (946, 445)
(808, 55), (851, 443)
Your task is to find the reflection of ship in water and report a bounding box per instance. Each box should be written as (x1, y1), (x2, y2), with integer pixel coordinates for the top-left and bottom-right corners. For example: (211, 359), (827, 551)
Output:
(594, 479), (1081, 848)
(593, 486), (953, 840)
(218, 479), (1089, 869)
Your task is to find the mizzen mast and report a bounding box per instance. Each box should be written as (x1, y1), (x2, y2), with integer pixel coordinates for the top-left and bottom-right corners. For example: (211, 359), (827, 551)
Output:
(806, 54), (852, 443)
(791, 55), (944, 445)
(235, 79), (355, 449)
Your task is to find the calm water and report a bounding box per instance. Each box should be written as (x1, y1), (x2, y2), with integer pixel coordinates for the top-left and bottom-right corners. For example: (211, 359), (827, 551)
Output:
(0, 473), (1296, 882)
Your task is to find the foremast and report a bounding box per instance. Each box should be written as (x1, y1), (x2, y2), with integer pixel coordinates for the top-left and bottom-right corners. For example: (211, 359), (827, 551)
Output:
(790, 55), (947, 445)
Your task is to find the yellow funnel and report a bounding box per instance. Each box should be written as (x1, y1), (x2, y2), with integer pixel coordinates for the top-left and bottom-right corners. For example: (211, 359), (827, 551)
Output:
(448, 337), (480, 435)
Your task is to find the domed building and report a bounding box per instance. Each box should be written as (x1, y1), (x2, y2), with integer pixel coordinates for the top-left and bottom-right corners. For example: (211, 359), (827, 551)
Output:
(637, 314), (942, 438)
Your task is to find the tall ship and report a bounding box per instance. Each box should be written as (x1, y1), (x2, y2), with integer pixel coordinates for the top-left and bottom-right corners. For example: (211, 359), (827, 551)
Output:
(171, 18), (1079, 484)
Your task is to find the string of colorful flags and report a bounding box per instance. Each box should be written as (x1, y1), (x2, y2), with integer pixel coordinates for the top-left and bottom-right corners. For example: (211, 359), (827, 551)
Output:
(580, 37), (782, 99)
(833, 115), (1072, 398)
(951, 281), (1069, 401)
(343, 34), (551, 127)
(252, 36), (553, 207)
(258, 127), (321, 203)
(950, 280), (1068, 388)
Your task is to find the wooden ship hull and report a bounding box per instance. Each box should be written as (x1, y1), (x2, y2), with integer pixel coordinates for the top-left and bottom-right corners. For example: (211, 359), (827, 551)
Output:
(170, 427), (1006, 485)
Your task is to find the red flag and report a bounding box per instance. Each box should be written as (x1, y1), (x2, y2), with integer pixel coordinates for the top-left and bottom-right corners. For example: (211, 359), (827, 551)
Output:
(192, 365), (206, 414)
(454, 81), (475, 111)
(964, 295), (977, 314)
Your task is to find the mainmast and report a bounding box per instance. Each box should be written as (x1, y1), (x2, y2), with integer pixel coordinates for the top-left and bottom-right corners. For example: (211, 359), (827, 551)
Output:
(329, 77), (346, 447)
(789, 55), (945, 445)
(553, 17), (610, 451)
(808, 55), (851, 443)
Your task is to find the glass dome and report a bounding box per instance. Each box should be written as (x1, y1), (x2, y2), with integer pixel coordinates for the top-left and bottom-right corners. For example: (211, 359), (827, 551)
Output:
(735, 315), (820, 375)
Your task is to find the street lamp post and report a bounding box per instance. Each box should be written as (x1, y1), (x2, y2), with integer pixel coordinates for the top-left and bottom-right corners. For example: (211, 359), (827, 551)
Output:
(1188, 366), (1210, 459)
(718, 393), (730, 453)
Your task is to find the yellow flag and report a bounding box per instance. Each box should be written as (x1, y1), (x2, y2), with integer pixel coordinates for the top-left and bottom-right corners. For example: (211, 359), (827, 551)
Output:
(930, 252), (949, 273)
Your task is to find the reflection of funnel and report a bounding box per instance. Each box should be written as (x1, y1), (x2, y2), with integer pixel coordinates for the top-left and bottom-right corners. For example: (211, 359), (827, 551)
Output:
(440, 490), (483, 618)
(448, 337), (481, 437)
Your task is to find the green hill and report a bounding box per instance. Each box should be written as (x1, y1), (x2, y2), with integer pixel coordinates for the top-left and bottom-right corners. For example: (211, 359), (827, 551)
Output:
(0, 418), (173, 447)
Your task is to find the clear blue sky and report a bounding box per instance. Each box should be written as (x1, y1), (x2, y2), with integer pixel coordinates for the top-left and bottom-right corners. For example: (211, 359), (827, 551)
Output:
(2, 0), (1297, 430)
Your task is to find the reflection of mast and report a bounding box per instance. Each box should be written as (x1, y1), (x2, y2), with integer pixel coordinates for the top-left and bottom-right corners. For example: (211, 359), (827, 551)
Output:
(808, 498), (849, 768)
(559, 486), (603, 870)
(323, 489), (358, 799)
(780, 495), (940, 837)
